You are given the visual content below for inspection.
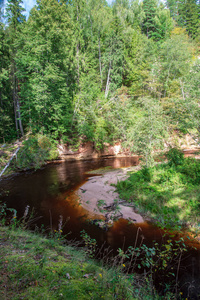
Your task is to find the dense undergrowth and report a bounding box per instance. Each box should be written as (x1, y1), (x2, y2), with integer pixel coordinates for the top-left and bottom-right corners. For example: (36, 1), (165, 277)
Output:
(117, 148), (200, 231)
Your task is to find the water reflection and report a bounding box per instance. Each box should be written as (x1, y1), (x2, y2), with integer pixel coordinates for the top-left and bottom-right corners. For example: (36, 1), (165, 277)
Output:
(0, 157), (138, 236)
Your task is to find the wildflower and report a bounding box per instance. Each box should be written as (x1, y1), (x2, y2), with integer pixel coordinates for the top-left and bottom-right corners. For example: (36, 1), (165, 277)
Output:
(99, 273), (102, 278)
(122, 264), (125, 267)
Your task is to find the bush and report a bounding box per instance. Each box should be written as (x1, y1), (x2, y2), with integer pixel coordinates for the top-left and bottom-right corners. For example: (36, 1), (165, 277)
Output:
(15, 135), (57, 170)
(177, 157), (200, 184)
(166, 148), (184, 166)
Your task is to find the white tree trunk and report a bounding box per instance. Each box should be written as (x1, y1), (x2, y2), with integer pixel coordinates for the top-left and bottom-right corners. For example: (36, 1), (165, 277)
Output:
(105, 61), (111, 98)
(0, 147), (20, 178)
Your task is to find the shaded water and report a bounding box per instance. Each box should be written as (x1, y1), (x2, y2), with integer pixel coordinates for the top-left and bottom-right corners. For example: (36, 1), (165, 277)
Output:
(0, 157), (140, 241)
(0, 157), (200, 298)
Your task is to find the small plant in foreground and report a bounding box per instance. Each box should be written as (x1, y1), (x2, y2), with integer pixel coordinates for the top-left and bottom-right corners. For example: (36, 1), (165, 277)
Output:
(80, 229), (97, 258)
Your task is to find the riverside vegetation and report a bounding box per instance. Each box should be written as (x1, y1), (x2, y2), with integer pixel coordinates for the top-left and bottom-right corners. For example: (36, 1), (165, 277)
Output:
(0, 134), (59, 176)
(117, 148), (200, 232)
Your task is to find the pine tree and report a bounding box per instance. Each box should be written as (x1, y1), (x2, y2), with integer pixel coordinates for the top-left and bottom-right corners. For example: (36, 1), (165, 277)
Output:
(184, 0), (199, 38)
(0, 15), (15, 142)
(142, 0), (157, 38)
(15, 0), (74, 138)
(167, 0), (200, 38)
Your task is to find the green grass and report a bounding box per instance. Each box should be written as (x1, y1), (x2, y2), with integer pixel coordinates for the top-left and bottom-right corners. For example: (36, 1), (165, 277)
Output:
(117, 156), (200, 231)
(0, 225), (168, 300)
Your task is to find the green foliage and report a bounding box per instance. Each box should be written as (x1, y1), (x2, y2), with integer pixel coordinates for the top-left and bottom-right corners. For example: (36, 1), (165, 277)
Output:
(0, 224), (163, 300)
(0, 0), (199, 153)
(166, 148), (184, 166)
(117, 156), (200, 229)
(142, 0), (174, 40)
(167, 0), (200, 38)
(126, 97), (167, 167)
(177, 157), (200, 185)
(14, 135), (58, 170)
(80, 229), (97, 258)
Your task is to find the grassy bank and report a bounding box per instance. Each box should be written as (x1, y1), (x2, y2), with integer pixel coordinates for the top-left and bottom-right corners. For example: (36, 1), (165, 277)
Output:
(117, 149), (200, 231)
(0, 224), (170, 300)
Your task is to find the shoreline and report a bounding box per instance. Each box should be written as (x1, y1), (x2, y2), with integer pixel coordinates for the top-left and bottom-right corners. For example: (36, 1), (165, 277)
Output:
(77, 166), (144, 226)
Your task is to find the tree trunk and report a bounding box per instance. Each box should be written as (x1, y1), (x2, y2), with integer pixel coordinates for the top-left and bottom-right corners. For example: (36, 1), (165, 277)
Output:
(13, 67), (23, 137)
(13, 73), (19, 136)
(0, 147), (20, 178)
(16, 95), (24, 136)
(105, 60), (111, 98)
(98, 36), (103, 87)
(76, 5), (80, 85)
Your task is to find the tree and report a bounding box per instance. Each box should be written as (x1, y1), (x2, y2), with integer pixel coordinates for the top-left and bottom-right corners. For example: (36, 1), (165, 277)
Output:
(142, 0), (157, 38)
(175, 61), (200, 137)
(123, 29), (151, 96)
(102, 15), (125, 97)
(15, 0), (74, 138)
(167, 0), (200, 38)
(158, 29), (192, 99)
(6, 0), (26, 137)
(126, 97), (167, 167)
(0, 18), (15, 142)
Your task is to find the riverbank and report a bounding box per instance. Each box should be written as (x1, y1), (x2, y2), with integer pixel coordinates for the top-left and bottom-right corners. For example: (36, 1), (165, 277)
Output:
(77, 149), (200, 240)
(1, 133), (199, 179)
(77, 167), (144, 227)
(1, 225), (163, 300)
(116, 150), (200, 236)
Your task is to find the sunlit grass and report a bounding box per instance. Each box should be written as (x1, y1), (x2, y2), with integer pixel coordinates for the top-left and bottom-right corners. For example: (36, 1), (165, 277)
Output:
(0, 226), (163, 300)
(117, 157), (200, 230)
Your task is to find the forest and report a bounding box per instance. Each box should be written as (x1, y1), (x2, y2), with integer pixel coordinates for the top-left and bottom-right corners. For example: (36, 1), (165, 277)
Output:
(1, 1), (200, 298)
(0, 0), (200, 158)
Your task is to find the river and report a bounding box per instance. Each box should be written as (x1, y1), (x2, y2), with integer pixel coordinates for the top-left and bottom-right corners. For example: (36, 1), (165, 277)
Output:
(0, 157), (200, 299)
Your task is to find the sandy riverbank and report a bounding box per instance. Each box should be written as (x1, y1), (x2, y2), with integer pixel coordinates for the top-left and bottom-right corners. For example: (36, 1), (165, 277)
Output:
(77, 167), (144, 224)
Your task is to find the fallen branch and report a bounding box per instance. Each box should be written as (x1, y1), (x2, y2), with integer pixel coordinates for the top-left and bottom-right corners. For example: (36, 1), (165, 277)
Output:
(0, 147), (20, 178)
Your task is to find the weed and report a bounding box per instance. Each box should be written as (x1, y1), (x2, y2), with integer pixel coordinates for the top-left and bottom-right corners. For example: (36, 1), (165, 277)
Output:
(80, 230), (97, 258)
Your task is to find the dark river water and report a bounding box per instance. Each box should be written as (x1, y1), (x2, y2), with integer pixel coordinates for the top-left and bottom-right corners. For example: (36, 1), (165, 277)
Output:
(0, 157), (200, 299)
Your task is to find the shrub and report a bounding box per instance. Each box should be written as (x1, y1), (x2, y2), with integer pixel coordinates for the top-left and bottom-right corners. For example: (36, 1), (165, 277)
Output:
(166, 148), (184, 166)
(177, 157), (200, 184)
(15, 134), (57, 170)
